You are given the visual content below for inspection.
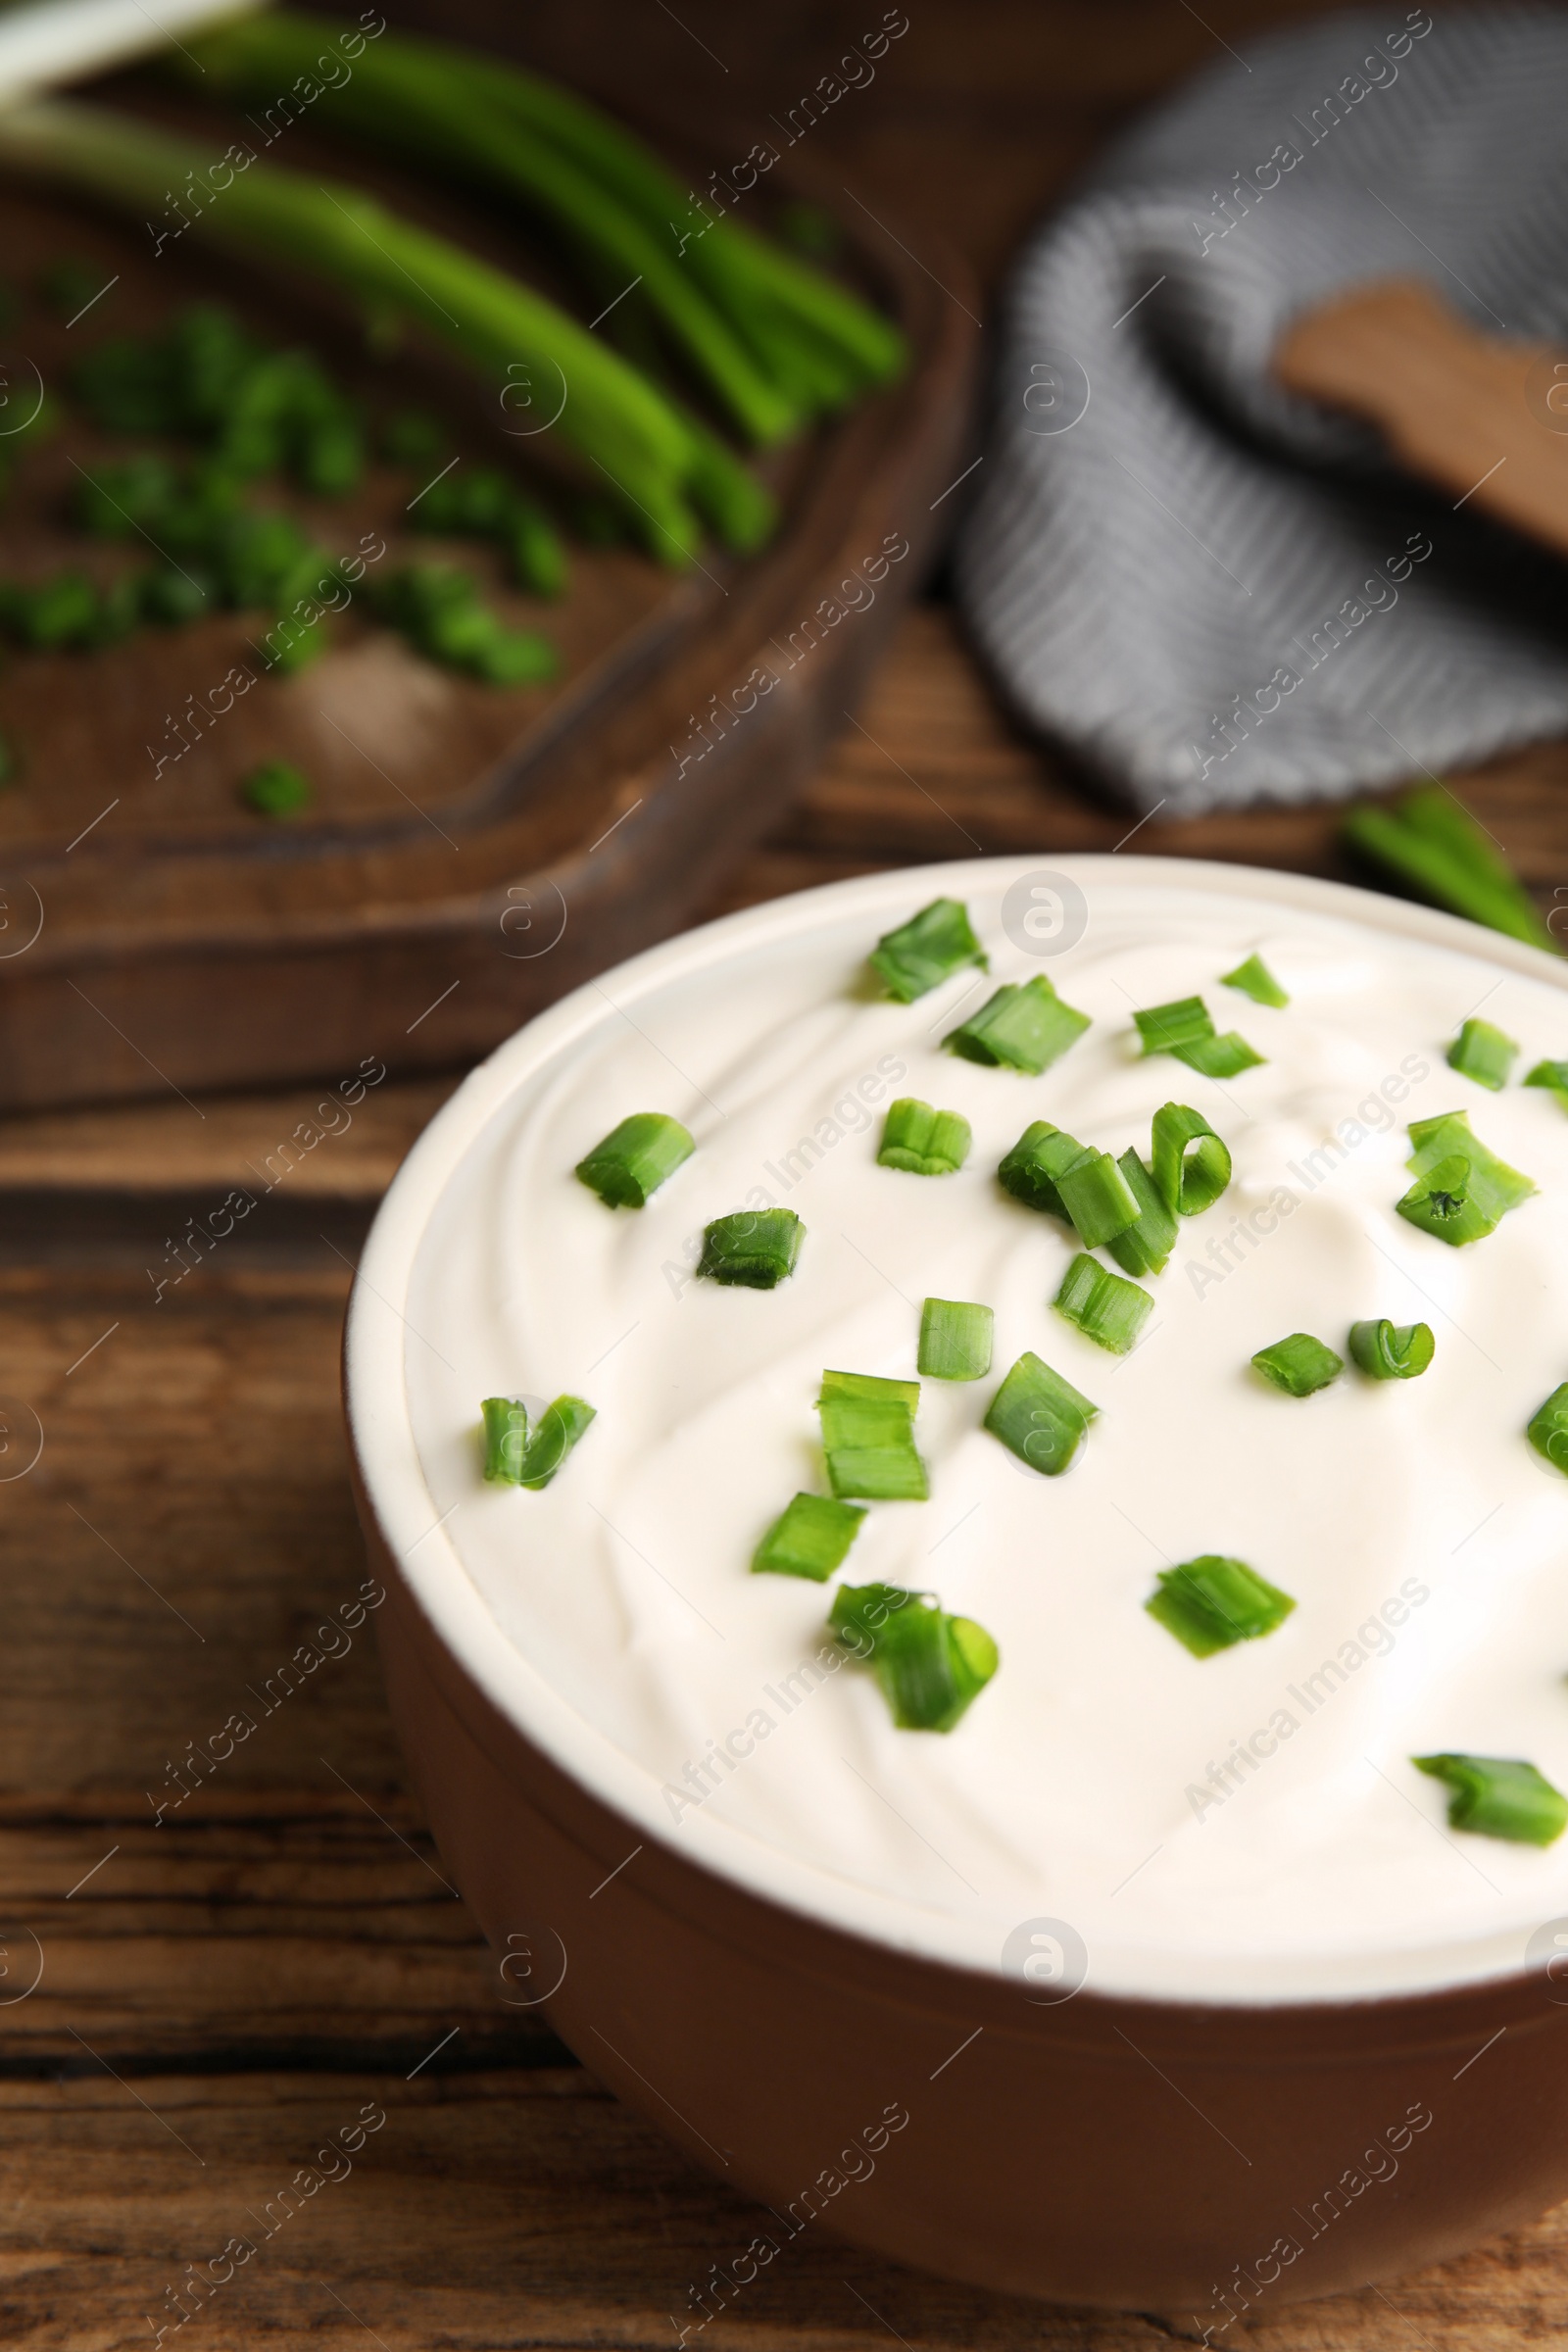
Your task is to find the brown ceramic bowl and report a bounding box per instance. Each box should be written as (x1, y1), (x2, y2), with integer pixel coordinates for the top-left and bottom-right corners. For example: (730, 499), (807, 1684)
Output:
(344, 857), (1568, 2316)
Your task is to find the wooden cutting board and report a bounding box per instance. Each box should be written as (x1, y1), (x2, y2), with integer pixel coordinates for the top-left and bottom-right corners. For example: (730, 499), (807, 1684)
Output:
(0, 85), (975, 1112)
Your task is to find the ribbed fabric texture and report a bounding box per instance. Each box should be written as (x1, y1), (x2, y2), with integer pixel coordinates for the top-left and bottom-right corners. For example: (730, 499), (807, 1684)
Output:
(957, 7), (1568, 814)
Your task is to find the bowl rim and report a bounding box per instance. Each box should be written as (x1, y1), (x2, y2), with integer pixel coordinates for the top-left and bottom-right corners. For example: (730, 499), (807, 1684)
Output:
(345, 851), (1568, 2008)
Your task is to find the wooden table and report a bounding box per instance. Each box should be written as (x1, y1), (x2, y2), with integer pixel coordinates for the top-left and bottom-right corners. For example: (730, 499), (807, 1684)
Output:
(11, 1), (1568, 2341)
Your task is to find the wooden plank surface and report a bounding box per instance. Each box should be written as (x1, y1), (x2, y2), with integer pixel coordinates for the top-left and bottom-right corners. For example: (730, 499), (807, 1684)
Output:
(11, 0), (1568, 2339)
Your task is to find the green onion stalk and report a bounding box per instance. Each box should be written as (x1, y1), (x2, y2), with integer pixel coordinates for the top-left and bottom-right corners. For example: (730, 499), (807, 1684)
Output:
(174, 13), (809, 448)
(178, 14), (906, 410)
(1342, 785), (1554, 954)
(0, 96), (770, 564)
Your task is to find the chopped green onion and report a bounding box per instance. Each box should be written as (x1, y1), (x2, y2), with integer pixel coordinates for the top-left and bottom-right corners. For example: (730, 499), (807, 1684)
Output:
(918, 1298), (993, 1382)
(575, 1110), (694, 1207)
(820, 1368), (920, 1408)
(1446, 1018), (1518, 1092)
(1133, 995), (1263, 1076)
(1151, 1103), (1231, 1217)
(1221, 954), (1289, 1007)
(1397, 1152), (1476, 1243)
(998, 1120), (1083, 1217)
(1134, 997), (1210, 1055)
(1396, 1110), (1534, 1246)
(1056, 1149), (1140, 1250)
(1251, 1332), (1344, 1396)
(1527, 1384), (1568, 1473)
(828, 1582), (998, 1733)
(818, 1373), (927, 1501)
(240, 759), (311, 818)
(945, 976), (1090, 1074)
(818, 1397), (921, 1458)
(410, 464), (566, 596)
(1146, 1555), (1296, 1657)
(1348, 1319), (1435, 1380)
(480, 1395), (529, 1483)
(752, 1492), (865, 1581)
(374, 563), (559, 684)
(1104, 1150), (1178, 1278)
(517, 1394), (595, 1488)
(1054, 1253), (1153, 1354)
(876, 1097), (971, 1176)
(1525, 1059), (1568, 1105)
(984, 1351), (1098, 1476)
(1413, 1753), (1568, 1845)
(698, 1208), (804, 1288)
(1174, 1031), (1263, 1078)
(1409, 1108), (1533, 1187)
(381, 407), (446, 466)
(820, 1411), (927, 1501)
(1342, 787), (1554, 955)
(868, 898), (986, 1002)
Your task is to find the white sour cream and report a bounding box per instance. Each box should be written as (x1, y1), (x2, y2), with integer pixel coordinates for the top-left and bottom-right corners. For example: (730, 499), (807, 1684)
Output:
(387, 858), (1568, 2003)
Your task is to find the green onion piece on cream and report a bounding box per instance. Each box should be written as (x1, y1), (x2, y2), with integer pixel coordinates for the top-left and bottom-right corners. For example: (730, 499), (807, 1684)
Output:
(819, 1368), (921, 1408)
(1396, 1110), (1533, 1246)
(918, 1298), (993, 1382)
(984, 1350), (1098, 1476)
(698, 1207), (804, 1287)
(516, 1395), (595, 1489)
(877, 1097), (972, 1175)
(1396, 1152), (1475, 1243)
(1221, 954), (1289, 1007)
(1133, 995), (1263, 1076)
(1413, 1753), (1568, 1845)
(829, 1581), (999, 1732)
(1134, 997), (1210, 1055)
(1179, 1030), (1267, 1078)
(1054, 1253), (1153, 1354)
(868, 898), (987, 1003)
(1151, 1102), (1232, 1217)
(818, 1375), (927, 1500)
(1524, 1059), (1568, 1105)
(1446, 1017), (1518, 1092)
(1056, 1147), (1140, 1250)
(998, 1120), (1084, 1216)
(1527, 1383), (1568, 1473)
(752, 1492), (865, 1581)
(574, 1110), (694, 1206)
(480, 1396), (528, 1483)
(1348, 1319), (1435, 1380)
(1252, 1332), (1344, 1396)
(1104, 1149), (1178, 1277)
(1146, 1555), (1296, 1657)
(945, 975), (1090, 1073)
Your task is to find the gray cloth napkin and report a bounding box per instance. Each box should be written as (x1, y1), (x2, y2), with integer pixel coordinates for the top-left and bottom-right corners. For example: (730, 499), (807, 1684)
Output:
(956, 6), (1568, 815)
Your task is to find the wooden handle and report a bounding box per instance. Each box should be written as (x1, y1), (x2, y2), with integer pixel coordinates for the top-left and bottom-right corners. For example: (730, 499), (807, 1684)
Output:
(1273, 276), (1568, 559)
